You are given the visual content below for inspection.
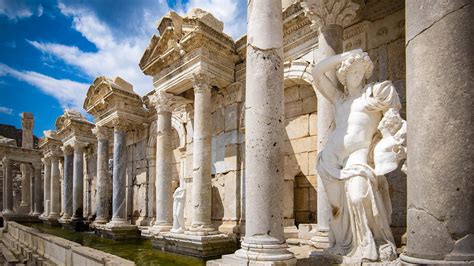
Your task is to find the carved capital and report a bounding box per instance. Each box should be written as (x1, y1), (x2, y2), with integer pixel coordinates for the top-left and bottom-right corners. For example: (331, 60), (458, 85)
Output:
(72, 140), (88, 152)
(192, 72), (213, 94)
(61, 145), (74, 155)
(149, 91), (192, 113)
(301, 0), (359, 27)
(112, 118), (129, 132)
(41, 157), (50, 165)
(92, 126), (109, 140)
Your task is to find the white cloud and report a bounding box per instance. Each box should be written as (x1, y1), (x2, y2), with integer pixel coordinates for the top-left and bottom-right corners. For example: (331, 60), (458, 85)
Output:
(0, 1), (44, 21)
(28, 3), (158, 96)
(0, 106), (13, 115)
(0, 63), (89, 111)
(178, 0), (247, 39)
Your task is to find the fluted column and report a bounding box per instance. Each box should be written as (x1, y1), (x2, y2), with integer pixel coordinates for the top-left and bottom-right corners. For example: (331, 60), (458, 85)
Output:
(188, 73), (215, 234)
(232, 0), (294, 263)
(41, 158), (51, 217)
(60, 145), (74, 222)
(401, 1), (474, 264)
(108, 118), (129, 225)
(148, 91), (189, 233)
(72, 141), (86, 221)
(32, 162), (43, 216)
(94, 126), (111, 224)
(48, 156), (61, 219)
(2, 157), (13, 214)
(301, 0), (359, 248)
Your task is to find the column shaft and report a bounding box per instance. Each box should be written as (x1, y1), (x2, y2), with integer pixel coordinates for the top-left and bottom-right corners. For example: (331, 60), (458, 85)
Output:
(190, 80), (213, 231)
(314, 24), (343, 246)
(42, 159), (51, 217)
(49, 157), (61, 218)
(402, 1), (474, 263)
(33, 163), (43, 215)
(72, 145), (84, 220)
(155, 110), (173, 229)
(61, 151), (73, 220)
(95, 137), (110, 223)
(20, 164), (30, 208)
(3, 158), (13, 213)
(111, 127), (127, 222)
(234, 0), (294, 261)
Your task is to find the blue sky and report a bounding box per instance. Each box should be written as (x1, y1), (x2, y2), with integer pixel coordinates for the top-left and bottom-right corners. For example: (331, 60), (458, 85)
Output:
(0, 0), (246, 137)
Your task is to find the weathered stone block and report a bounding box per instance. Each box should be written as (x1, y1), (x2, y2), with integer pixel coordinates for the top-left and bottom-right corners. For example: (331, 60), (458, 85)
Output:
(284, 85), (300, 103)
(302, 96), (317, 114)
(309, 112), (317, 136)
(212, 109), (224, 135)
(285, 114), (309, 140)
(224, 103), (238, 132)
(285, 100), (303, 118)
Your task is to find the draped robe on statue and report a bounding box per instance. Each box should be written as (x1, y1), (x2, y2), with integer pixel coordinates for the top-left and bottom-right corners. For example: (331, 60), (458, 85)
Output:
(317, 81), (406, 261)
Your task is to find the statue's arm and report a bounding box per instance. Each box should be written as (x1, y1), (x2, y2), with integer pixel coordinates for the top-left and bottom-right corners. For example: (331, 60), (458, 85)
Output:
(312, 57), (340, 104)
(312, 49), (363, 103)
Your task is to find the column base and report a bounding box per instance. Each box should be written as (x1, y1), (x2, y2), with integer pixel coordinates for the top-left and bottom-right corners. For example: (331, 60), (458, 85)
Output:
(309, 229), (330, 249)
(185, 224), (220, 236)
(134, 216), (151, 226)
(400, 254), (474, 265)
(95, 220), (140, 240)
(153, 231), (238, 259)
(40, 214), (60, 226)
(234, 241), (295, 263)
(58, 214), (72, 225)
(209, 253), (297, 266)
(218, 220), (240, 235)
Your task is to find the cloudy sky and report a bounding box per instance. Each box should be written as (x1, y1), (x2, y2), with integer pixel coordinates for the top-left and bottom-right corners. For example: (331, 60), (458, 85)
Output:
(0, 0), (246, 136)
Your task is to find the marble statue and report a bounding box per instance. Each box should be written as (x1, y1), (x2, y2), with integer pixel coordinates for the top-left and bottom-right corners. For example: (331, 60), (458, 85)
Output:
(170, 185), (186, 234)
(311, 49), (406, 262)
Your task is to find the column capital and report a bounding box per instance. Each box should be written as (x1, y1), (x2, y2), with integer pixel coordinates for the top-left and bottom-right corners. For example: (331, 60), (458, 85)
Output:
(192, 72), (214, 94)
(92, 126), (109, 140)
(41, 157), (51, 165)
(301, 0), (359, 27)
(149, 91), (192, 113)
(112, 118), (129, 132)
(72, 140), (88, 152)
(2, 156), (11, 165)
(61, 145), (74, 155)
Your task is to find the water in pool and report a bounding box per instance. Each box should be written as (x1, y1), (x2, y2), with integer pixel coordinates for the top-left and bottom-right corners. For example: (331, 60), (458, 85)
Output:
(22, 223), (206, 266)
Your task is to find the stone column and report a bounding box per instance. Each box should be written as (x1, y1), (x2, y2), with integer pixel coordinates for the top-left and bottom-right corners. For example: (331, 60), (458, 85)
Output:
(41, 158), (51, 217)
(72, 141), (86, 221)
(152, 95), (174, 232)
(32, 162), (43, 216)
(48, 156), (61, 219)
(188, 73), (215, 234)
(233, 0), (294, 263)
(19, 164), (31, 212)
(400, 1), (474, 264)
(148, 91), (189, 233)
(93, 126), (111, 224)
(2, 158), (13, 214)
(301, 0), (359, 249)
(60, 146), (73, 222)
(108, 119), (128, 225)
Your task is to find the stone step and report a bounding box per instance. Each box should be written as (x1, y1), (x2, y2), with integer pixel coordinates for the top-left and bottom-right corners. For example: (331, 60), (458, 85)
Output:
(0, 242), (20, 265)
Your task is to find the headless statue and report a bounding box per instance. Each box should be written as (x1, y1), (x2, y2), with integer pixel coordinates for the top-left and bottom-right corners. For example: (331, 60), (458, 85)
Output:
(311, 49), (407, 262)
(170, 185), (186, 234)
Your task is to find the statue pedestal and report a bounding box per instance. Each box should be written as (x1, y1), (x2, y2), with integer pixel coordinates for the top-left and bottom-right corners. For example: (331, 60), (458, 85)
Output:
(152, 232), (238, 258)
(95, 221), (140, 240)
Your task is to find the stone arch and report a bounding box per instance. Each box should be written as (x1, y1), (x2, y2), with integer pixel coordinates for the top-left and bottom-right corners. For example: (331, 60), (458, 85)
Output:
(282, 63), (318, 233)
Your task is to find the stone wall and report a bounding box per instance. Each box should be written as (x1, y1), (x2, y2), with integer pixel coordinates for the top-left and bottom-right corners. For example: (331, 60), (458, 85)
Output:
(283, 83), (318, 226)
(1, 222), (134, 265)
